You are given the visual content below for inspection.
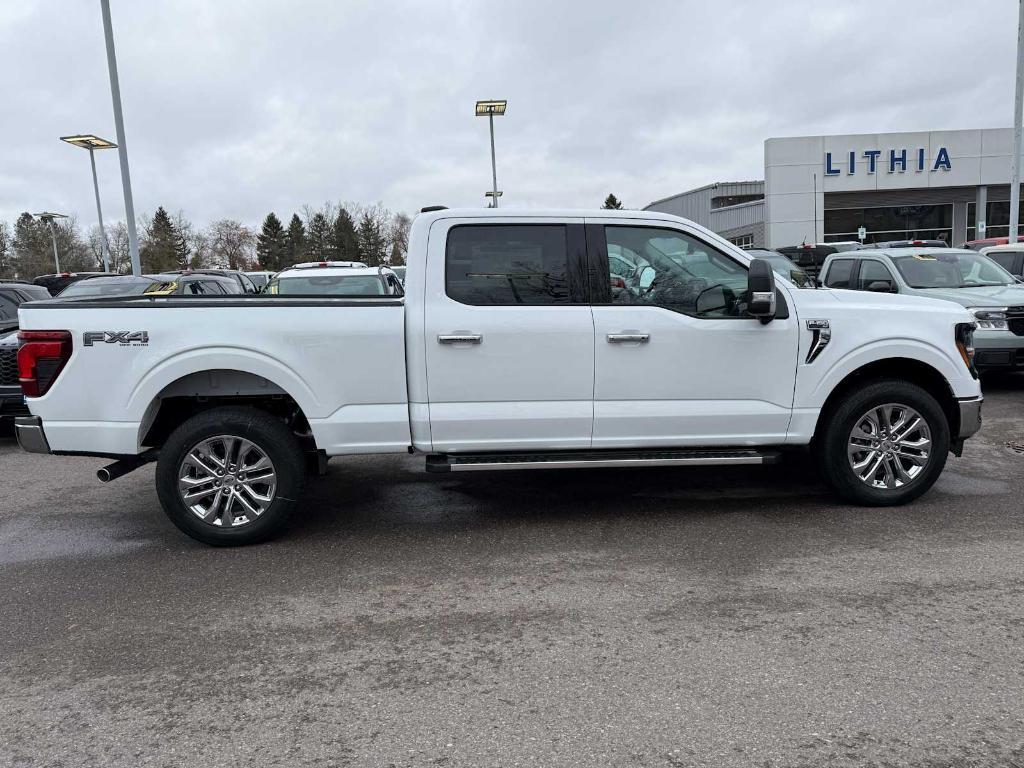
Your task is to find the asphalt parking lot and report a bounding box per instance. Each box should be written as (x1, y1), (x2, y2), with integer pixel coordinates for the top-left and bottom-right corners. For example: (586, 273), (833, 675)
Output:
(2, 383), (1024, 768)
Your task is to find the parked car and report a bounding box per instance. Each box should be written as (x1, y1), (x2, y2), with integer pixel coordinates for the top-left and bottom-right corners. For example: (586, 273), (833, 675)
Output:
(868, 239), (950, 249)
(979, 244), (1024, 279)
(33, 271), (114, 296)
(745, 249), (814, 287)
(820, 247), (1024, 372)
(0, 281), (51, 428)
(245, 271), (276, 291)
(965, 235), (1024, 251)
(389, 266), (407, 286)
(775, 244), (850, 278)
(54, 273), (243, 298)
(165, 269), (258, 294)
(265, 264), (404, 296)
(13, 208), (982, 545)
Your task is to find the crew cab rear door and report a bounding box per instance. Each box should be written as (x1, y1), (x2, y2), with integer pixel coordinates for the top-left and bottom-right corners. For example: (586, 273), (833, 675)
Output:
(586, 219), (800, 447)
(423, 217), (593, 452)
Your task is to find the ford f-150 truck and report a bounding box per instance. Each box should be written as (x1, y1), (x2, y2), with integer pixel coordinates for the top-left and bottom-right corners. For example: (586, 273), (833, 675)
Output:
(14, 208), (983, 545)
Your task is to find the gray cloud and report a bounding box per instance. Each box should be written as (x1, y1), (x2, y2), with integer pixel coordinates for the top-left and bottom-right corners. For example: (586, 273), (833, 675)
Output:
(0, 0), (1016, 231)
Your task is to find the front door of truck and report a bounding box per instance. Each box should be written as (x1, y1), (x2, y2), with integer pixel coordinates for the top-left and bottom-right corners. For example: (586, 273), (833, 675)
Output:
(586, 220), (800, 447)
(423, 217), (594, 452)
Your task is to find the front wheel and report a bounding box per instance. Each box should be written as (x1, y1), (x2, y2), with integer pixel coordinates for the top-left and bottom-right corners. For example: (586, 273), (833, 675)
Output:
(155, 406), (306, 545)
(820, 380), (950, 506)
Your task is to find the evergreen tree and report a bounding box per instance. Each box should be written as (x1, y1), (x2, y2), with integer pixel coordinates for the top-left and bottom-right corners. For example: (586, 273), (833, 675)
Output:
(256, 212), (287, 270)
(140, 207), (180, 273)
(602, 194), (624, 210)
(356, 211), (387, 266)
(285, 214), (307, 266)
(331, 208), (360, 262)
(307, 212), (331, 260)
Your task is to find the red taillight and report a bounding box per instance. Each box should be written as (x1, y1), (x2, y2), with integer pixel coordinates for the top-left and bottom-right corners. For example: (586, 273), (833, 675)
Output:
(18, 330), (72, 398)
(318, 261), (328, 266)
(610, 276), (626, 289)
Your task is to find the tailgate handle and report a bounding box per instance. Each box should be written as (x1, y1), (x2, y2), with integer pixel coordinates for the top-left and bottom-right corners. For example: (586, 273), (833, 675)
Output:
(438, 334), (482, 344)
(607, 333), (649, 343)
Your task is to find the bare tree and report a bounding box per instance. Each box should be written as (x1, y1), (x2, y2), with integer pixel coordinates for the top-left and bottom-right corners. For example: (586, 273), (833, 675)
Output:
(389, 212), (412, 265)
(205, 219), (256, 270)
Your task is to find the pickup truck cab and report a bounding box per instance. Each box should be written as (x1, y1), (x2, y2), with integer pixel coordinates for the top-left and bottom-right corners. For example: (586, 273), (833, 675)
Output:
(820, 247), (1024, 372)
(15, 209), (983, 545)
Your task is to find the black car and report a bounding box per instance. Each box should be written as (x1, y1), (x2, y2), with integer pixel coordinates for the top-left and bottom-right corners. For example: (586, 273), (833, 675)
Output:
(32, 271), (115, 296)
(164, 269), (258, 294)
(54, 273), (242, 298)
(0, 281), (51, 429)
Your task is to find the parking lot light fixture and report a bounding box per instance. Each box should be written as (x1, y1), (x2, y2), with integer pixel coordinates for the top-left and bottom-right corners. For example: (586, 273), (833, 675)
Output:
(484, 190), (503, 208)
(475, 100), (507, 208)
(60, 134), (118, 272)
(32, 212), (70, 273)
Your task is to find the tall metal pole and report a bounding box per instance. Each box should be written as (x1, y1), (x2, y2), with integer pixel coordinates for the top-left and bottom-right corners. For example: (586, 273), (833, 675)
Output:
(488, 112), (498, 208)
(88, 148), (111, 272)
(47, 220), (61, 273)
(100, 0), (141, 275)
(1010, 0), (1024, 244)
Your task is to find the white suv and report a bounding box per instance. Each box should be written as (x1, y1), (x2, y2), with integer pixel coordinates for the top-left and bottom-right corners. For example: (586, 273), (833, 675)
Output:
(266, 263), (404, 296)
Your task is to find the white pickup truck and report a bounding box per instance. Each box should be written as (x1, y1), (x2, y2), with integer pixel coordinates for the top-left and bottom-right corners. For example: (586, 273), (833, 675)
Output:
(14, 208), (983, 545)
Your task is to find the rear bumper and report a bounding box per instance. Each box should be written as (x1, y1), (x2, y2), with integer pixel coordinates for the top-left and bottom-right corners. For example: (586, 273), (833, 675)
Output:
(957, 396), (983, 440)
(14, 416), (51, 454)
(0, 386), (29, 422)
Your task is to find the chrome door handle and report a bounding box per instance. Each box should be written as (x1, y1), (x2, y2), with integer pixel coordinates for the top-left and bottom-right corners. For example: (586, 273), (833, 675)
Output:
(438, 334), (482, 344)
(607, 333), (650, 343)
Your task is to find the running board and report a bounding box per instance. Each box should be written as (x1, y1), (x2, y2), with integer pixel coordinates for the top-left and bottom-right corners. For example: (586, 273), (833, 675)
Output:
(426, 448), (782, 473)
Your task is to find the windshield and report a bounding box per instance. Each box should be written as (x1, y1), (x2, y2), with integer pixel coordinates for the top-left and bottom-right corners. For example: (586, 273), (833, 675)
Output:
(57, 277), (159, 297)
(761, 256), (813, 288)
(892, 252), (1015, 289)
(267, 274), (386, 295)
(247, 273), (270, 288)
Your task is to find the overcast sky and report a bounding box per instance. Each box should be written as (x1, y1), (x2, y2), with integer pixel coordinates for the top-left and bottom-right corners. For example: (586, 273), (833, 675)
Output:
(0, 0), (1017, 231)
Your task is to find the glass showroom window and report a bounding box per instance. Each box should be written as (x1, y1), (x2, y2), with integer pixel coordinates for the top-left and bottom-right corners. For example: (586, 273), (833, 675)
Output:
(824, 204), (952, 244)
(966, 200), (1024, 241)
(728, 234), (754, 249)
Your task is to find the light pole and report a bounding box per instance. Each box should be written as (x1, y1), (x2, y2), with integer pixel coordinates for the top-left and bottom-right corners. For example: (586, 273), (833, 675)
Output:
(475, 100), (507, 207)
(60, 134), (117, 272)
(99, 0), (141, 276)
(33, 212), (69, 273)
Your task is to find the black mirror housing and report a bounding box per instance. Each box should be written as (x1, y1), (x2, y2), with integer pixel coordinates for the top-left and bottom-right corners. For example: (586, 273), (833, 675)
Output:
(747, 258), (777, 323)
(867, 280), (894, 293)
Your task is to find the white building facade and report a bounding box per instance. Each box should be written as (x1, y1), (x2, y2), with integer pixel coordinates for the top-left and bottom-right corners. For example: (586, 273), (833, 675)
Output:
(646, 128), (1019, 249)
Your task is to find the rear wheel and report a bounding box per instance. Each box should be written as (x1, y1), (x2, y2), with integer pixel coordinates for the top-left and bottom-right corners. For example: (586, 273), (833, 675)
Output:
(820, 379), (949, 506)
(155, 406), (305, 545)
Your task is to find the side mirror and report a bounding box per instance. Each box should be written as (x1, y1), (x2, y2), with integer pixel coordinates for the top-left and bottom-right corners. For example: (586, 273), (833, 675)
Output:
(748, 258), (777, 323)
(867, 280), (895, 293)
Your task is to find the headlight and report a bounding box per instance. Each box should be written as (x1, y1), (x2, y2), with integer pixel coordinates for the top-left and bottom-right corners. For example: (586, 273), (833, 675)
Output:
(955, 322), (977, 376)
(969, 307), (1009, 331)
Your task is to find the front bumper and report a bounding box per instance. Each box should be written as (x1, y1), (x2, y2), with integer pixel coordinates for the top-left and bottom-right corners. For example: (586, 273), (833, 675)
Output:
(973, 332), (1024, 370)
(14, 416), (51, 454)
(957, 396), (983, 441)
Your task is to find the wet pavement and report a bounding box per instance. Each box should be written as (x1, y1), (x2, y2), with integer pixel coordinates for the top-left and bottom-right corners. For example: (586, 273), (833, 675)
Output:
(2, 381), (1024, 767)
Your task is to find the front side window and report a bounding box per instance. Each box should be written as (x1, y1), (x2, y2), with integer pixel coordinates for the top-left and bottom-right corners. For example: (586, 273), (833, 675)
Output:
(603, 226), (749, 318)
(824, 259), (855, 288)
(856, 260), (896, 291)
(446, 225), (571, 305)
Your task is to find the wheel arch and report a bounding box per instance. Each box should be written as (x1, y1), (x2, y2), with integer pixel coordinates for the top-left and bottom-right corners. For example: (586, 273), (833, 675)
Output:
(137, 366), (316, 450)
(812, 357), (960, 443)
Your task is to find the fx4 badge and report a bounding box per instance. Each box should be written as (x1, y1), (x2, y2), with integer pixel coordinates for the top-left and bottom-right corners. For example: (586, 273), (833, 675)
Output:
(83, 331), (149, 347)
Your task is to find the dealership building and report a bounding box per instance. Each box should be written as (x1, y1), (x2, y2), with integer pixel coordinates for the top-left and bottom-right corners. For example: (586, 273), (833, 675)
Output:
(645, 128), (1020, 249)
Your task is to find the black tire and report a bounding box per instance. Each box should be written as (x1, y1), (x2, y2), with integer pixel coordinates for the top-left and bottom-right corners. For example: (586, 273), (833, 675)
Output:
(155, 406), (306, 546)
(819, 379), (950, 506)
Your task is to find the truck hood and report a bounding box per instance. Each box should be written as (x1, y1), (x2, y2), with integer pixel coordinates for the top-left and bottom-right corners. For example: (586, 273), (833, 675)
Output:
(913, 285), (1024, 308)
(822, 287), (972, 317)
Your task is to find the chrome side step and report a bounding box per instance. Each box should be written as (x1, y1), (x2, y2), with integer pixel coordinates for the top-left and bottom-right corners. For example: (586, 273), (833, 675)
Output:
(426, 448), (782, 473)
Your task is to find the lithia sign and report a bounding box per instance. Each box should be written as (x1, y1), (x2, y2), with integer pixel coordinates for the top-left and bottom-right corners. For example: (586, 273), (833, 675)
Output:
(825, 147), (952, 175)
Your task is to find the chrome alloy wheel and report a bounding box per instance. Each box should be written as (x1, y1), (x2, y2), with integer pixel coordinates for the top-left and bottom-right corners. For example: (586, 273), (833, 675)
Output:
(847, 403), (932, 489)
(177, 435), (277, 527)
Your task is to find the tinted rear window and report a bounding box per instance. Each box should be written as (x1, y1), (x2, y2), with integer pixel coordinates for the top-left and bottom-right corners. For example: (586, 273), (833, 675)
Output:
(445, 225), (570, 305)
(824, 259), (855, 288)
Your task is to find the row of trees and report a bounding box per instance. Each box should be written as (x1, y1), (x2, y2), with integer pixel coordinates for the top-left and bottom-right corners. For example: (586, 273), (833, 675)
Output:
(0, 202), (413, 280)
